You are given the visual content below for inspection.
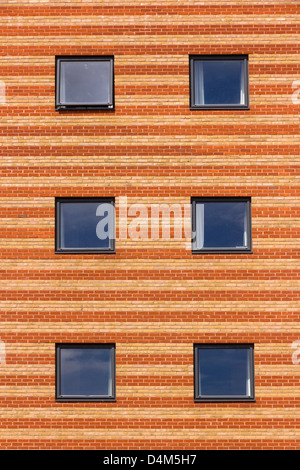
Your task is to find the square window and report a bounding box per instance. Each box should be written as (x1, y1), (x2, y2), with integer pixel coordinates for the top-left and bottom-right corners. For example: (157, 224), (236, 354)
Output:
(55, 56), (114, 110)
(56, 344), (116, 401)
(192, 197), (252, 253)
(194, 344), (255, 402)
(190, 55), (249, 109)
(55, 198), (115, 253)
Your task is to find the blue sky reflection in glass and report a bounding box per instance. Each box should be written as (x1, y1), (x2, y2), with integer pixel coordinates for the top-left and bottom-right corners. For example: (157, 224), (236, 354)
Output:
(60, 347), (113, 397)
(59, 201), (113, 250)
(196, 201), (248, 250)
(198, 347), (251, 397)
(194, 59), (245, 106)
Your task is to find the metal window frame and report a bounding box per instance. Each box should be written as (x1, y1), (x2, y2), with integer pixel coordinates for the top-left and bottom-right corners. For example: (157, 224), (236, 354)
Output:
(55, 197), (116, 254)
(194, 343), (255, 402)
(191, 197), (252, 254)
(55, 343), (116, 402)
(55, 55), (115, 111)
(189, 54), (249, 110)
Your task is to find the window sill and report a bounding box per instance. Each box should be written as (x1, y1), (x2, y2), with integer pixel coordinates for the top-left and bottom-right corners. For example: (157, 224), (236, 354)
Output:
(55, 105), (115, 111)
(192, 249), (253, 255)
(190, 105), (250, 111)
(55, 249), (116, 255)
(56, 397), (116, 402)
(194, 397), (256, 403)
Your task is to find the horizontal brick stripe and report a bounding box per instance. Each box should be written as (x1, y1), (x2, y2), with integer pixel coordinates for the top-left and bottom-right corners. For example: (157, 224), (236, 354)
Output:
(0, 269), (298, 280)
(3, 24), (300, 36)
(0, 332), (298, 344)
(0, 248), (299, 260)
(1, 44), (299, 56)
(1, 309), (299, 322)
(0, 289), (298, 301)
(0, 279), (299, 291)
(1, 4), (300, 16)
(1, 417), (300, 430)
(1, 4), (299, 17)
(1, 63), (300, 76)
(0, 186), (298, 197)
(0, 144), (298, 156)
(1, 125), (300, 136)
(0, 165), (298, 176)
(2, 136), (299, 146)
(0, 438), (299, 450)
(0, 105), (298, 118)
(0, 397), (299, 409)
(1, 311), (298, 323)
(1, 408), (298, 422)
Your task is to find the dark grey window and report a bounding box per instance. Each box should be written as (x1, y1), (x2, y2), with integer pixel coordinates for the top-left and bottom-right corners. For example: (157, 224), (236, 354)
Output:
(194, 344), (255, 402)
(190, 55), (249, 109)
(56, 344), (116, 401)
(55, 198), (115, 253)
(192, 197), (251, 253)
(55, 56), (114, 110)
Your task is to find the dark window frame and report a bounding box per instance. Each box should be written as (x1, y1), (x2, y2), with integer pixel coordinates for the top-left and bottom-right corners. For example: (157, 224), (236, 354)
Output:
(55, 197), (115, 254)
(189, 55), (249, 110)
(194, 343), (255, 402)
(55, 55), (115, 111)
(55, 343), (116, 402)
(191, 197), (252, 254)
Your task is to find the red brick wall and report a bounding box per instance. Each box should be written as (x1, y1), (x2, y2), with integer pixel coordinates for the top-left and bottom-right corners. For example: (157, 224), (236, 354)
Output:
(0, 0), (299, 450)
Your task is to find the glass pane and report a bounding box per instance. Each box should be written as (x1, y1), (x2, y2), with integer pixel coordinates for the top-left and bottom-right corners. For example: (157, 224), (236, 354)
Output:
(194, 60), (244, 106)
(196, 201), (248, 249)
(198, 348), (250, 397)
(60, 60), (111, 105)
(60, 347), (113, 397)
(59, 201), (113, 250)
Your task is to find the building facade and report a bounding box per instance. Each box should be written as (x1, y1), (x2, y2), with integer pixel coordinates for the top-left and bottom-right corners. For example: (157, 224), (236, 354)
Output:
(0, 0), (299, 450)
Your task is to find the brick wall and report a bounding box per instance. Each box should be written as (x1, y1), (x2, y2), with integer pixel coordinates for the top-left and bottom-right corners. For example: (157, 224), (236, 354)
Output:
(0, 0), (299, 450)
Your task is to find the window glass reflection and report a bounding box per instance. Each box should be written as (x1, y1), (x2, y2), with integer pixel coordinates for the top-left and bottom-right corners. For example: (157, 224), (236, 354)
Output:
(59, 201), (114, 251)
(195, 201), (248, 250)
(59, 60), (111, 105)
(59, 347), (113, 397)
(192, 57), (247, 107)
